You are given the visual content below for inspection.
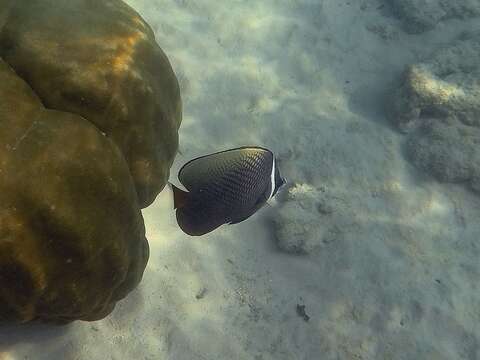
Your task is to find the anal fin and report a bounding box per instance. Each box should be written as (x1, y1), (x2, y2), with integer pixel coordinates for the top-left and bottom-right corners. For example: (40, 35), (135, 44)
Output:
(228, 212), (254, 225)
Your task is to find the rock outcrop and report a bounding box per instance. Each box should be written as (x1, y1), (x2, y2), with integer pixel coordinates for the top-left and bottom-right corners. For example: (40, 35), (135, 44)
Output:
(390, 32), (480, 193)
(0, 0), (181, 323)
(388, 0), (480, 33)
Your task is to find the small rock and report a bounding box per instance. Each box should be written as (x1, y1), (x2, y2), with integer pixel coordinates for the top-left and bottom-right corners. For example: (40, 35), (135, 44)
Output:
(296, 304), (310, 322)
(195, 287), (208, 300)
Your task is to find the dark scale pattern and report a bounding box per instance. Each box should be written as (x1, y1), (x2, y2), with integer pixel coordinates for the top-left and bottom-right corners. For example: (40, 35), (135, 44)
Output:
(176, 147), (274, 235)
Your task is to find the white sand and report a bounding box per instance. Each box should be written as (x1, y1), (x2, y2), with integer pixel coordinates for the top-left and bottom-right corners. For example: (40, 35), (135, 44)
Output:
(1, 0), (479, 359)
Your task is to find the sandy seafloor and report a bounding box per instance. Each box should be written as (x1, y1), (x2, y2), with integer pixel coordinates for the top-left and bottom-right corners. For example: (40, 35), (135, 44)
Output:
(1, 0), (480, 359)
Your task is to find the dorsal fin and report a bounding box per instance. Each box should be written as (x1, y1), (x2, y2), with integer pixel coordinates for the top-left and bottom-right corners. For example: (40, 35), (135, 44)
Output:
(178, 146), (273, 191)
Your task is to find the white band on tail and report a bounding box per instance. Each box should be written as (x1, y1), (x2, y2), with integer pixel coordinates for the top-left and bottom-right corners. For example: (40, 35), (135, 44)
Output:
(268, 157), (276, 200)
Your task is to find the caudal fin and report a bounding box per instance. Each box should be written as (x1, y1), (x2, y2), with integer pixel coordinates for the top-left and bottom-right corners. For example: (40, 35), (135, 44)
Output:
(169, 182), (189, 209)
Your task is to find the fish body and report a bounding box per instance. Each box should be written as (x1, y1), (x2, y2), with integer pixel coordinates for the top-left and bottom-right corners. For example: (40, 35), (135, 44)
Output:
(171, 146), (286, 236)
